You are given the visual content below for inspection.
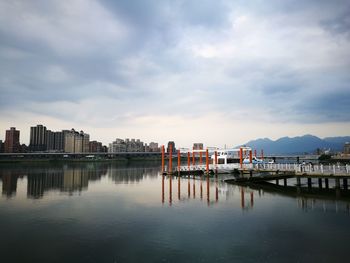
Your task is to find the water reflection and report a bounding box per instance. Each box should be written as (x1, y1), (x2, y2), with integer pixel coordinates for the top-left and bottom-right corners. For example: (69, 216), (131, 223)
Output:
(161, 174), (220, 206)
(1, 163), (350, 214)
(0, 171), (23, 197)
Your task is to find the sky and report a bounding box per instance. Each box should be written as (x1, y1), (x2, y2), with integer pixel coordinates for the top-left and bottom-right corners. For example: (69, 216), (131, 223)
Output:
(0, 0), (349, 148)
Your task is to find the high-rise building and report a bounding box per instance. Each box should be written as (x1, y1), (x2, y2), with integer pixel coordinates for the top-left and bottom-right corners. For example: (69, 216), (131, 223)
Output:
(89, 141), (103, 152)
(167, 141), (176, 153)
(0, 140), (3, 153)
(344, 142), (350, 154)
(193, 143), (204, 150)
(4, 127), (20, 153)
(149, 142), (160, 152)
(29, 124), (47, 151)
(108, 138), (146, 152)
(54, 131), (65, 151)
(64, 129), (77, 153)
(64, 129), (89, 153)
(81, 131), (90, 153)
(46, 130), (55, 151)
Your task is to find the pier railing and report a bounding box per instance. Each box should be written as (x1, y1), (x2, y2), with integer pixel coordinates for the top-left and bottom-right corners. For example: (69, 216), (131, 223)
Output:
(173, 163), (350, 176)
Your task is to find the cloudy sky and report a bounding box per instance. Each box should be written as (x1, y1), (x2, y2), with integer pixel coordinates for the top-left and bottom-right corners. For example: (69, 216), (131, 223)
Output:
(0, 0), (349, 148)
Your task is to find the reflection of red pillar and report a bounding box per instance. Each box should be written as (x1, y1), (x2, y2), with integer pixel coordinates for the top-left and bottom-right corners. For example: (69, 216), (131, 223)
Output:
(169, 175), (172, 206)
(169, 144), (172, 173)
(239, 148), (243, 168)
(177, 150), (181, 171)
(250, 192), (254, 207)
(178, 176), (180, 200)
(162, 175), (164, 204)
(249, 150), (252, 164)
(193, 178), (196, 198)
(241, 188), (245, 208)
(261, 149), (264, 160)
(206, 149), (209, 173)
(199, 152), (202, 165)
(188, 178), (190, 197)
(207, 175), (210, 205)
(215, 176), (218, 202)
(161, 145), (165, 173)
(200, 179), (203, 199)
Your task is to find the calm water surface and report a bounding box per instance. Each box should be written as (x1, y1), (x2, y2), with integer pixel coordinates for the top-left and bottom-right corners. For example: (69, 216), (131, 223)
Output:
(0, 161), (350, 263)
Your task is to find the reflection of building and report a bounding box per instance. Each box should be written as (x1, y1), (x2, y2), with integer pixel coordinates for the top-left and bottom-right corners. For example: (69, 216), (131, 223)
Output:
(4, 127), (20, 153)
(193, 143), (204, 150)
(62, 168), (88, 193)
(1, 171), (20, 197)
(167, 141), (176, 153)
(27, 170), (63, 198)
(26, 164), (108, 198)
(344, 142), (350, 154)
(109, 167), (158, 184)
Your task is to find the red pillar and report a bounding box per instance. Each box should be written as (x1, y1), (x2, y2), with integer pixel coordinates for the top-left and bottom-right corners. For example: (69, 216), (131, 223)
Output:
(261, 149), (264, 160)
(254, 149), (257, 157)
(169, 144), (172, 173)
(187, 152), (190, 169)
(199, 152), (202, 165)
(214, 151), (218, 165)
(177, 150), (181, 170)
(239, 147), (243, 168)
(206, 149), (209, 173)
(161, 145), (165, 173)
(249, 150), (252, 164)
(192, 151), (195, 166)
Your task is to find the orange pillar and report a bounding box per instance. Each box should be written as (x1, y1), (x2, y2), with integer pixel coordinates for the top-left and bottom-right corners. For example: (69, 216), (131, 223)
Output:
(249, 150), (252, 164)
(177, 150), (181, 171)
(192, 151), (195, 166)
(161, 145), (165, 173)
(206, 149), (209, 174)
(214, 151), (218, 165)
(169, 144), (172, 173)
(199, 152), (202, 165)
(239, 148), (243, 168)
(187, 152), (190, 169)
(261, 149), (264, 160)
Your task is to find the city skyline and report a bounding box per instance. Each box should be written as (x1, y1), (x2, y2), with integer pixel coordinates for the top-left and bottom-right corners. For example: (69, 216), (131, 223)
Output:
(0, 0), (349, 148)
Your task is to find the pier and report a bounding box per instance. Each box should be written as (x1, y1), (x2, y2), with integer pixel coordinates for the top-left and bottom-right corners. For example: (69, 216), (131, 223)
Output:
(161, 146), (350, 191)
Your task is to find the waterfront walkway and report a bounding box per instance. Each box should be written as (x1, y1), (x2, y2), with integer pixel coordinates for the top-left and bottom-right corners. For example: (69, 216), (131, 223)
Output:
(172, 163), (350, 177)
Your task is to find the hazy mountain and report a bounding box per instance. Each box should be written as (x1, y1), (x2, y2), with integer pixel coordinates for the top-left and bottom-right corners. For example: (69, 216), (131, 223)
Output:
(240, 135), (350, 155)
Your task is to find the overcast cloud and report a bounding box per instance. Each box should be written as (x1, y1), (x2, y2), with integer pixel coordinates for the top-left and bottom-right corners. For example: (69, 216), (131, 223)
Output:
(0, 0), (349, 147)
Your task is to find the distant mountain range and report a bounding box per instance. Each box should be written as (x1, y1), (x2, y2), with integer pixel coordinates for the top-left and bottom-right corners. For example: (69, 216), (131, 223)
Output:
(239, 135), (350, 155)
